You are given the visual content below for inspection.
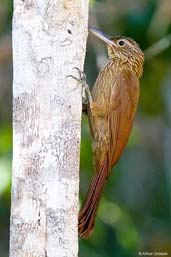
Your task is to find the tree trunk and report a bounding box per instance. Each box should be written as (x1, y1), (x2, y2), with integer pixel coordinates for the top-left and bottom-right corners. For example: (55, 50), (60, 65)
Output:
(10, 1), (89, 257)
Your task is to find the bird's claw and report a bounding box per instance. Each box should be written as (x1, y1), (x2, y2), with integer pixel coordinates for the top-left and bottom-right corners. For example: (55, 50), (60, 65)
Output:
(73, 67), (87, 82)
(67, 67), (92, 105)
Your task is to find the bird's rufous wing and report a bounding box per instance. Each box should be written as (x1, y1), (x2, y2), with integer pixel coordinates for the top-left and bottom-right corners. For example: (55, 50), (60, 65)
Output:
(108, 69), (139, 171)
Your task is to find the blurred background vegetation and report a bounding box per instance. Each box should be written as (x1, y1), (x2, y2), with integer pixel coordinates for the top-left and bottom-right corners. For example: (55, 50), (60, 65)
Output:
(0, 0), (171, 256)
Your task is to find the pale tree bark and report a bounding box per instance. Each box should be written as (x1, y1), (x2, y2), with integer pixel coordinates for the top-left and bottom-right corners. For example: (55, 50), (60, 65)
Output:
(10, 1), (89, 257)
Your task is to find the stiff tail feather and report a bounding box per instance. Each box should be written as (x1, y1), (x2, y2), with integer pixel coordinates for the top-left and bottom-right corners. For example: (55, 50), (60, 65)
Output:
(78, 159), (108, 238)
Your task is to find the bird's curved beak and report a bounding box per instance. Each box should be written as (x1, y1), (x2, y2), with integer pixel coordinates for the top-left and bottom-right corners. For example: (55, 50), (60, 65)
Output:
(89, 26), (117, 47)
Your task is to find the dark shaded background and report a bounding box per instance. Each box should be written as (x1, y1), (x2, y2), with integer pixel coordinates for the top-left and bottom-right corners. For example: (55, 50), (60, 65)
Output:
(0, 0), (171, 256)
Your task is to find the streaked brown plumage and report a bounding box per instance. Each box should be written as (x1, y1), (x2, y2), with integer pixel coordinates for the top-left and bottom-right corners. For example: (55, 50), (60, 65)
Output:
(79, 27), (144, 238)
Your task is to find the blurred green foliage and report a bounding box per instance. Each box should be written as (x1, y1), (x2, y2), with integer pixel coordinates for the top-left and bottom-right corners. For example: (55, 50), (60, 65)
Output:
(0, 0), (171, 256)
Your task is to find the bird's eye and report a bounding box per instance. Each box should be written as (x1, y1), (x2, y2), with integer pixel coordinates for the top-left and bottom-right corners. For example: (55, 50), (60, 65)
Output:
(118, 40), (125, 46)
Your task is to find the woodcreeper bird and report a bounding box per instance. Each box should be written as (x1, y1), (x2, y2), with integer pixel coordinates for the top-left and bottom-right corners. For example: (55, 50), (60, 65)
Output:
(77, 27), (144, 238)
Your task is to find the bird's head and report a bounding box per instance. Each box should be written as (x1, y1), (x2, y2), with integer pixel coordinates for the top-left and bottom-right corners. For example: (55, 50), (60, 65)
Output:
(89, 27), (144, 78)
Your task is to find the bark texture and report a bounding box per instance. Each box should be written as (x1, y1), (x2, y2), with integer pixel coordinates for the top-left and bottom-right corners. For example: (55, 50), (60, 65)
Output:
(10, 1), (89, 257)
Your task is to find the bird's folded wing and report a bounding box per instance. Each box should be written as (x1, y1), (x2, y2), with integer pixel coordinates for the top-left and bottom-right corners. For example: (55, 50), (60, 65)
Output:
(108, 69), (139, 170)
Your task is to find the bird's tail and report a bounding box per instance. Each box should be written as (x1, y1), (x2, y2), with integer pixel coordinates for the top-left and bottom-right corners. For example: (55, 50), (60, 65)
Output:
(78, 159), (108, 238)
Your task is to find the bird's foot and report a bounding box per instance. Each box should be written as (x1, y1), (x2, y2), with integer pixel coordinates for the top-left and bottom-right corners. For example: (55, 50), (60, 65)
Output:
(67, 67), (92, 105)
